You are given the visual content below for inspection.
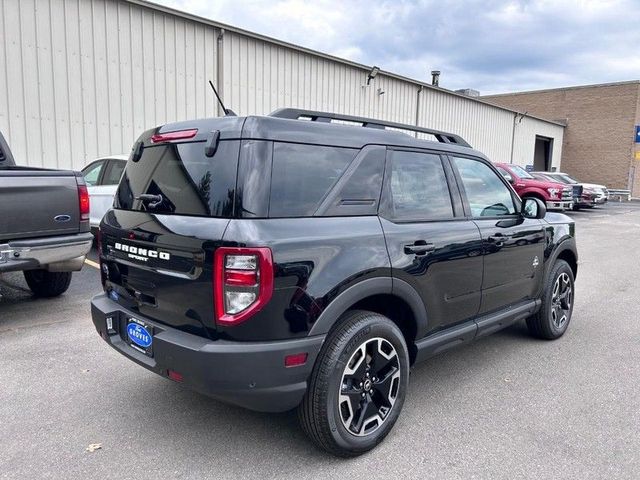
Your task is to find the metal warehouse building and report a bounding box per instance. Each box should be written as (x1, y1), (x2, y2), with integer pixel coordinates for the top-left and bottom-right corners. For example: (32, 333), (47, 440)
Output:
(0, 0), (564, 171)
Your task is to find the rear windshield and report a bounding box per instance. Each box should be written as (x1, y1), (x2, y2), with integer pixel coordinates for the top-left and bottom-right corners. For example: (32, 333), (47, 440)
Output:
(115, 140), (239, 217)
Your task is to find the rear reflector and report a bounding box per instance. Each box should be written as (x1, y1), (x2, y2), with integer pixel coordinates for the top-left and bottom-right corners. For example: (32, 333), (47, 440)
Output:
(285, 353), (308, 368)
(167, 370), (183, 382)
(214, 247), (274, 327)
(78, 184), (90, 221)
(150, 129), (198, 143)
(224, 270), (258, 286)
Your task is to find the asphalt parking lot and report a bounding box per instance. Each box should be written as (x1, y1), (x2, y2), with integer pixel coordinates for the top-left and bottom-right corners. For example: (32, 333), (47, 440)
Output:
(1, 202), (639, 479)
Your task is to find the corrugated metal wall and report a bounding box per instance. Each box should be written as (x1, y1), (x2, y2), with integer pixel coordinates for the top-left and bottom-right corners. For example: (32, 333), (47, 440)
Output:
(0, 0), (219, 169)
(0, 0), (564, 171)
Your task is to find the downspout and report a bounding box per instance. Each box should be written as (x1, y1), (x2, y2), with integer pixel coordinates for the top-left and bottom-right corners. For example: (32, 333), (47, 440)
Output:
(216, 29), (225, 117)
(510, 111), (526, 164)
(509, 112), (517, 164)
(415, 85), (424, 137)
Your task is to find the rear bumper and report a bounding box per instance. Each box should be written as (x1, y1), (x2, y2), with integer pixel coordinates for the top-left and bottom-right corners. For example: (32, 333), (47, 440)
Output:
(0, 232), (93, 273)
(546, 200), (573, 211)
(90, 293), (325, 412)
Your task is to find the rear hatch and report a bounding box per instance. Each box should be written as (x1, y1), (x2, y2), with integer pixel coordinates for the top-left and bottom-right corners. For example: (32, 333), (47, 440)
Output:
(99, 119), (244, 338)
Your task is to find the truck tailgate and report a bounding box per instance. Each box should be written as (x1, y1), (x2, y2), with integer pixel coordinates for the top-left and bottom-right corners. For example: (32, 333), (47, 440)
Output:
(0, 172), (81, 241)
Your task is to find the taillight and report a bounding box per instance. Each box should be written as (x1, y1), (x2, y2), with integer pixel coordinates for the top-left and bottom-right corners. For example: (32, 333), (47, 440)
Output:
(78, 184), (90, 221)
(150, 129), (198, 143)
(214, 247), (274, 326)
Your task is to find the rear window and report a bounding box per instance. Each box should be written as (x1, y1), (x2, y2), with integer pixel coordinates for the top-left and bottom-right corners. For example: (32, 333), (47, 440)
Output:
(269, 143), (356, 217)
(115, 140), (239, 217)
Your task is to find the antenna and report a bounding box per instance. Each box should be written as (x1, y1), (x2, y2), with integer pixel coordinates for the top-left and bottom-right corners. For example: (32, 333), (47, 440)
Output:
(208, 80), (237, 116)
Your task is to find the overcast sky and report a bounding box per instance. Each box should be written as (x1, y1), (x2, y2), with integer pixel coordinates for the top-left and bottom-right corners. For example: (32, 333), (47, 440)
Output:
(154, 0), (639, 95)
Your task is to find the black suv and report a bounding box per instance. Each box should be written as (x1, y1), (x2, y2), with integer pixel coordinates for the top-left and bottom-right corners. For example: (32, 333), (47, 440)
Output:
(91, 109), (578, 456)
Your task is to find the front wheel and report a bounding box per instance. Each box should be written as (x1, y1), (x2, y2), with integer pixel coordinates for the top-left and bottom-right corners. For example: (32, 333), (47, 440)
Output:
(527, 260), (574, 339)
(298, 310), (410, 457)
(23, 270), (72, 298)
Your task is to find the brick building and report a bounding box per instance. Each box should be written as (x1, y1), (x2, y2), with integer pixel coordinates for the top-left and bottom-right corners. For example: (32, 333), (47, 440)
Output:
(483, 81), (640, 196)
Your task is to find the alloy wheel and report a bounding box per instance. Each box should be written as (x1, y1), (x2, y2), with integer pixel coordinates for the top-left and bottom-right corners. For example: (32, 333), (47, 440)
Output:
(551, 272), (572, 329)
(338, 337), (401, 437)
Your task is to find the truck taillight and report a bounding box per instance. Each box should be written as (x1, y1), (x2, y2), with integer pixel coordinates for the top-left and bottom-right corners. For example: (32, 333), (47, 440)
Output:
(213, 247), (274, 326)
(78, 184), (90, 221)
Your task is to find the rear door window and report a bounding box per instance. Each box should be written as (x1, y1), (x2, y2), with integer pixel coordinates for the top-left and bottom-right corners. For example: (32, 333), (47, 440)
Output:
(269, 143), (356, 217)
(102, 159), (127, 185)
(383, 150), (454, 221)
(114, 140), (239, 218)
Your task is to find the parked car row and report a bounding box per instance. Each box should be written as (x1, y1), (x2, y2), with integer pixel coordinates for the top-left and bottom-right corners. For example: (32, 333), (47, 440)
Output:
(495, 163), (608, 212)
(532, 171), (609, 209)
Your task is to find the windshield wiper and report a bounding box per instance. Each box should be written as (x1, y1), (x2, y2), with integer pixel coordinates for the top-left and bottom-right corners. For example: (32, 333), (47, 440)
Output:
(135, 194), (163, 208)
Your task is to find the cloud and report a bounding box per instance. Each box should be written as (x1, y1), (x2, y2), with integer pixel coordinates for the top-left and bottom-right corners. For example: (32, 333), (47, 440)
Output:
(154, 0), (640, 94)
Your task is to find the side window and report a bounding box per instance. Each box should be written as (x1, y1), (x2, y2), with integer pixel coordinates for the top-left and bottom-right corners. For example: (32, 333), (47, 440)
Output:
(102, 160), (127, 185)
(322, 146), (385, 216)
(82, 161), (105, 186)
(453, 157), (517, 217)
(269, 143), (355, 217)
(496, 166), (513, 183)
(385, 150), (454, 221)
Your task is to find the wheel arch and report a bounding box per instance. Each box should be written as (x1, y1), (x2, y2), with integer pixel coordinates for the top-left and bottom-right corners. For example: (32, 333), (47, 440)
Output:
(309, 277), (427, 364)
(547, 238), (578, 280)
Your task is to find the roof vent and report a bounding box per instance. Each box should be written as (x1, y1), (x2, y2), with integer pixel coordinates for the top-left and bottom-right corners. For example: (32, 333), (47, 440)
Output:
(455, 88), (480, 97)
(431, 70), (441, 87)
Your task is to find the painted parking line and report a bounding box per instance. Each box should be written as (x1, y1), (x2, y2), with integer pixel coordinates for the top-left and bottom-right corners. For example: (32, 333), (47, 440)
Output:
(84, 259), (100, 269)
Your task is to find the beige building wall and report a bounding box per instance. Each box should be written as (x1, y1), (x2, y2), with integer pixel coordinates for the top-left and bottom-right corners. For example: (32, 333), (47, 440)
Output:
(483, 81), (640, 196)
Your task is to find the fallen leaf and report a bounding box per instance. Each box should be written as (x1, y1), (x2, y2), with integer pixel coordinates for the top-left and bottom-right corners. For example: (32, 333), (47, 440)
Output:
(86, 443), (102, 453)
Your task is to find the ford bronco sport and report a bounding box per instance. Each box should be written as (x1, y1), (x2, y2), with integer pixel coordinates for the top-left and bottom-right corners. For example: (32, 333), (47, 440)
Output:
(91, 109), (578, 457)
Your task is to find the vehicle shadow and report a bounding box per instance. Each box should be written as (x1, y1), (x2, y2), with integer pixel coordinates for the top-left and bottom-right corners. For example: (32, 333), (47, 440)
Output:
(101, 320), (541, 470)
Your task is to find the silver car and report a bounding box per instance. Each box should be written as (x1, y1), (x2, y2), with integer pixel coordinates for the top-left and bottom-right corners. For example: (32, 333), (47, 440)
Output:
(81, 155), (128, 229)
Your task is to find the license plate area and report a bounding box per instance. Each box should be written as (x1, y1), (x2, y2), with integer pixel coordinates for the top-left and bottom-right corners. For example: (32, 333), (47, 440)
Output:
(126, 317), (153, 357)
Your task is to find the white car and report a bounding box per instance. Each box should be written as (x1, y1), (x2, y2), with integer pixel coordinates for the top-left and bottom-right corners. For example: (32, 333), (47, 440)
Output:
(81, 155), (128, 229)
(542, 171), (609, 206)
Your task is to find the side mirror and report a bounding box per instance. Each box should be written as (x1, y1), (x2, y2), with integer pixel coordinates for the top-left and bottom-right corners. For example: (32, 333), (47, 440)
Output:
(522, 197), (546, 219)
(505, 174), (514, 184)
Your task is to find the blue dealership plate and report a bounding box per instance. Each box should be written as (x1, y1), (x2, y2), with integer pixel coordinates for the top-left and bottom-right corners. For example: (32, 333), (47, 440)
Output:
(126, 318), (153, 357)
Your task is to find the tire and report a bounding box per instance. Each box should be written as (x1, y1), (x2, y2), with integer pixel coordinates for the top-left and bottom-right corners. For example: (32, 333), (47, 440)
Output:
(526, 260), (574, 339)
(23, 270), (72, 298)
(298, 310), (410, 457)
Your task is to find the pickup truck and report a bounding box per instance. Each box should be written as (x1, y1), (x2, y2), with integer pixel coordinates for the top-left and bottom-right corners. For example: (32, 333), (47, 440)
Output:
(495, 163), (573, 211)
(0, 131), (93, 297)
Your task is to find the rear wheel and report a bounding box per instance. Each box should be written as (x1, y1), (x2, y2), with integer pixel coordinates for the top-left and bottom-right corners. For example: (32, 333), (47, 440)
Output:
(298, 310), (409, 457)
(23, 270), (72, 298)
(526, 260), (574, 339)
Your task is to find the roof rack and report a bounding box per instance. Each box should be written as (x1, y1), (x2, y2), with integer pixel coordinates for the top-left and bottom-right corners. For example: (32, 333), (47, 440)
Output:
(269, 108), (471, 147)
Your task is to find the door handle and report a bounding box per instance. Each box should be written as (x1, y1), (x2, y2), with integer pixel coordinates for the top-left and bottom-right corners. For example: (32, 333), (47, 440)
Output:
(404, 242), (435, 256)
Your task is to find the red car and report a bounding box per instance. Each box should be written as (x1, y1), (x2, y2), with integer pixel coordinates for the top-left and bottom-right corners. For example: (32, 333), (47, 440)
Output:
(495, 163), (573, 211)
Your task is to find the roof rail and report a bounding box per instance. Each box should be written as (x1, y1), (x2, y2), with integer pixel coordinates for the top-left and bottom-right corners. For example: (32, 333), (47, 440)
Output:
(269, 108), (471, 147)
